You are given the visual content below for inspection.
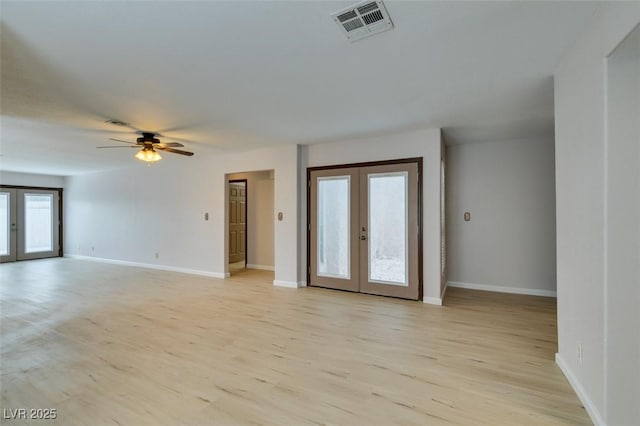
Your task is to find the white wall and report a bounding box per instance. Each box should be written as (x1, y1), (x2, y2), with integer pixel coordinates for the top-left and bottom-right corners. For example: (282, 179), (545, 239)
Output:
(305, 128), (443, 304)
(227, 170), (274, 269)
(446, 137), (556, 297)
(64, 144), (300, 286)
(0, 171), (64, 187)
(554, 3), (640, 424)
(297, 145), (308, 286)
(605, 23), (639, 425)
(440, 139), (446, 296)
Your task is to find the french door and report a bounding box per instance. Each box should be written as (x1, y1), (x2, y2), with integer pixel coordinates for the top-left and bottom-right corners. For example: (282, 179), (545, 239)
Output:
(0, 187), (61, 263)
(308, 159), (421, 300)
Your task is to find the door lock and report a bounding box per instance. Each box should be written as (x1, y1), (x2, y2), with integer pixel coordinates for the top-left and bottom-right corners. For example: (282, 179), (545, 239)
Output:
(10, 223), (16, 232)
(360, 235), (367, 241)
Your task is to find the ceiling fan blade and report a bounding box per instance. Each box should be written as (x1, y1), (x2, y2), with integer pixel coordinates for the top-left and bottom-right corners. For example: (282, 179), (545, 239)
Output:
(109, 138), (138, 145)
(156, 125), (191, 134)
(97, 145), (139, 148)
(79, 128), (133, 135)
(155, 142), (184, 148)
(155, 134), (198, 144)
(157, 147), (194, 156)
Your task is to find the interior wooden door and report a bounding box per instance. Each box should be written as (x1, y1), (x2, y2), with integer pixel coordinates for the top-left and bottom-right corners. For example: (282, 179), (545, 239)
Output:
(308, 160), (421, 300)
(228, 181), (246, 264)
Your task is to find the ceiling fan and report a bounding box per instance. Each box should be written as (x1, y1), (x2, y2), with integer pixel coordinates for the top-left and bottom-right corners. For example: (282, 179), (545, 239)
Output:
(97, 132), (194, 162)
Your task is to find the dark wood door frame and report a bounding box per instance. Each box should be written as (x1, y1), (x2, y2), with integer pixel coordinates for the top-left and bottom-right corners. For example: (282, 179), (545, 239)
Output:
(306, 157), (423, 301)
(228, 179), (248, 267)
(0, 184), (64, 258)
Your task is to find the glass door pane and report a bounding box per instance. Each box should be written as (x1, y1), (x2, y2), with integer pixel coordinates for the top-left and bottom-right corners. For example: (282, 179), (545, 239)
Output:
(0, 193), (10, 256)
(24, 193), (54, 254)
(0, 189), (17, 262)
(368, 172), (408, 286)
(0, 190), (17, 263)
(317, 176), (351, 279)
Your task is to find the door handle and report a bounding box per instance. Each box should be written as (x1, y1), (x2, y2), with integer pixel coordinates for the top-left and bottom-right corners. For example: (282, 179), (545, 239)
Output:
(360, 235), (367, 241)
(10, 223), (16, 232)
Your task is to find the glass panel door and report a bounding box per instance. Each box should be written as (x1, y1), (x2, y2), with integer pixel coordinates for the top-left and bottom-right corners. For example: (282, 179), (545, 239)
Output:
(309, 168), (359, 292)
(16, 189), (60, 261)
(359, 163), (419, 300)
(0, 189), (17, 263)
(308, 160), (421, 300)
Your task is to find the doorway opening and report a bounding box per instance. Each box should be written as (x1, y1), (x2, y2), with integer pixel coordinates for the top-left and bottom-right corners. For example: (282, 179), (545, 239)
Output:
(1, 185), (63, 263)
(226, 170), (275, 278)
(307, 158), (423, 300)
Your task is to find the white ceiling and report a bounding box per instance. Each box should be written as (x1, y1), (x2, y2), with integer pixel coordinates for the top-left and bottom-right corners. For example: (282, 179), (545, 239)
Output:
(0, 1), (599, 176)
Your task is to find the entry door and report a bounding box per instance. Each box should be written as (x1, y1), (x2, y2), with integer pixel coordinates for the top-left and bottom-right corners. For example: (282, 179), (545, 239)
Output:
(309, 161), (420, 300)
(0, 188), (61, 263)
(228, 182), (247, 264)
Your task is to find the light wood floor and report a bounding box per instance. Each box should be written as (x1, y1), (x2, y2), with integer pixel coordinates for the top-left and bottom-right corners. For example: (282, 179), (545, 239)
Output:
(0, 258), (589, 425)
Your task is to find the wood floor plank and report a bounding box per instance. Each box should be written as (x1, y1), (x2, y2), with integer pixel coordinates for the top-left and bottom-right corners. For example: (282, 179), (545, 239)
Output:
(0, 259), (590, 425)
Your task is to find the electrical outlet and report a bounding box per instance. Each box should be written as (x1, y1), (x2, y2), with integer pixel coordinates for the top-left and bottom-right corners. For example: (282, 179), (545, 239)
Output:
(155, 252), (159, 259)
(91, 246), (95, 253)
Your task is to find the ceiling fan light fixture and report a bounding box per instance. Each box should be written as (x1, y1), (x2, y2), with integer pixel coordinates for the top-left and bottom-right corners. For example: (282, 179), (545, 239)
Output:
(135, 147), (162, 162)
(99, 132), (193, 160)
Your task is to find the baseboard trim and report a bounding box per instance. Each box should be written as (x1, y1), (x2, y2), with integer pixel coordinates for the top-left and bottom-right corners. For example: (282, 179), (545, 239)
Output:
(423, 296), (442, 305)
(65, 254), (228, 279)
(447, 281), (557, 298)
(555, 353), (604, 426)
(441, 280), (449, 302)
(273, 280), (303, 288)
(246, 264), (275, 271)
(423, 281), (450, 306)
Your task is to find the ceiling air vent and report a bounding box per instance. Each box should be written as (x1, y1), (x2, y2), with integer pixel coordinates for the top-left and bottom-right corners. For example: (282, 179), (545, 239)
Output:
(332, 0), (393, 42)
